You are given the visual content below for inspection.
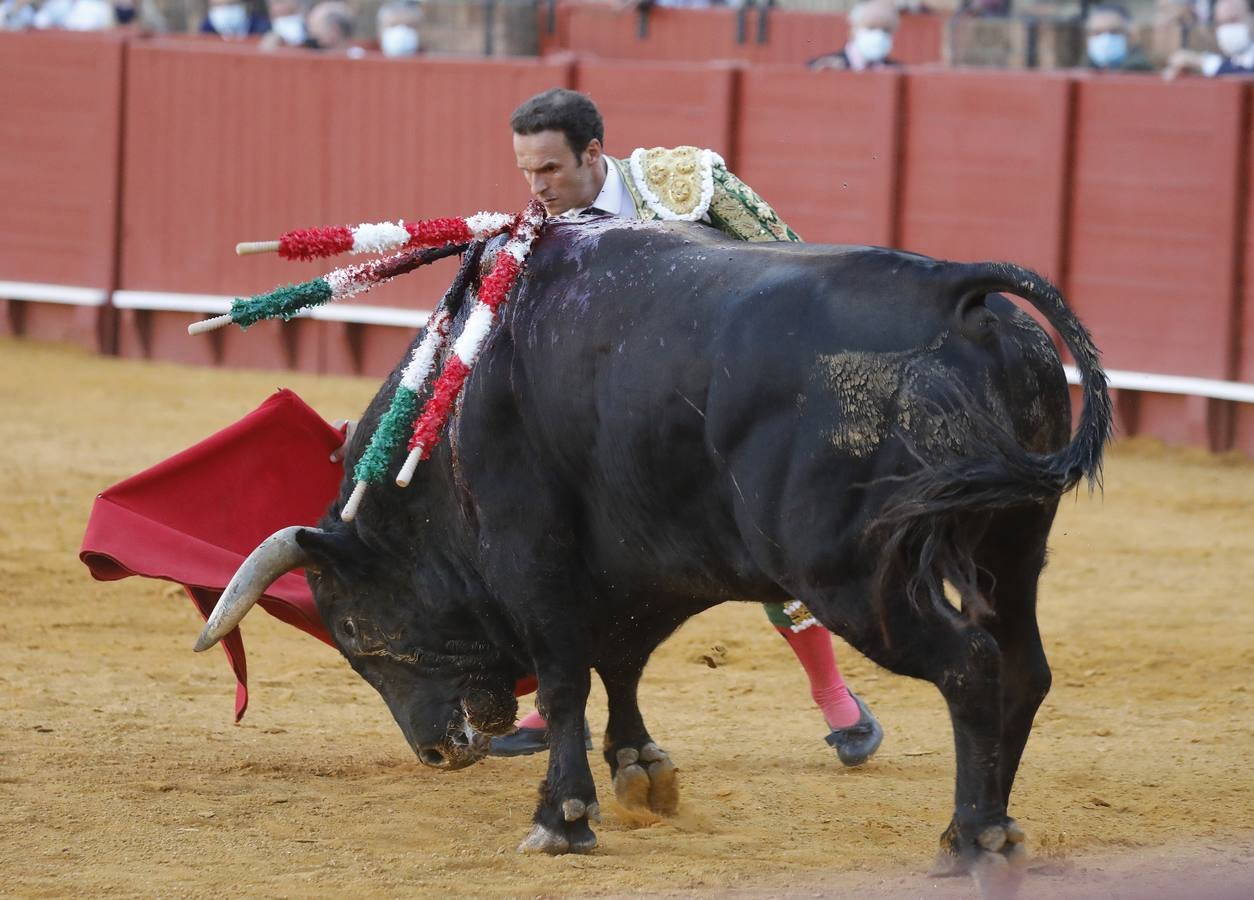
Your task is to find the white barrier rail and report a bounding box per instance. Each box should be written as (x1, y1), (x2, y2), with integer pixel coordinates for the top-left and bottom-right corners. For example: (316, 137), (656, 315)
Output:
(110, 290), (429, 328)
(1063, 366), (1254, 405)
(5, 283), (1253, 404)
(0, 281), (107, 306)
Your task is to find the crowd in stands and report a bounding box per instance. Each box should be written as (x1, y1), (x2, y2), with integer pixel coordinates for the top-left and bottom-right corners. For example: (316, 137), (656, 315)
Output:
(2, 0), (1253, 77)
(0, 0), (428, 57)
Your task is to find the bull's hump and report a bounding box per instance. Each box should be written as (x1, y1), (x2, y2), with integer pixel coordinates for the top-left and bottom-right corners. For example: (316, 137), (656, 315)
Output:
(542, 217), (720, 259)
(540, 218), (920, 267)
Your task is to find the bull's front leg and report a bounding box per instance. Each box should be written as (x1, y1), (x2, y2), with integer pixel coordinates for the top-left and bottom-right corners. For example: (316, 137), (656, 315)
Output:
(517, 663), (601, 854)
(598, 659), (679, 817)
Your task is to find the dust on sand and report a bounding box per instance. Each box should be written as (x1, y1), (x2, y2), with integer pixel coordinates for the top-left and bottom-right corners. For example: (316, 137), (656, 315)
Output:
(2, 338), (1252, 897)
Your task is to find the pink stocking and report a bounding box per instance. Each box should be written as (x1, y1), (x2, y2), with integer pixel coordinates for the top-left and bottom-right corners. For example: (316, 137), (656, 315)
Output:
(777, 625), (861, 729)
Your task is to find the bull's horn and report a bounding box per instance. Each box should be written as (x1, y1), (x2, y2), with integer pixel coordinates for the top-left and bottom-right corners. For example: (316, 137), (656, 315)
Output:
(193, 526), (319, 652)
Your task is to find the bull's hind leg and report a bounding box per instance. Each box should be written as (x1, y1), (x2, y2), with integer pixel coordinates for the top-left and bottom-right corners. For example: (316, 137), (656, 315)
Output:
(798, 577), (1025, 897)
(928, 505), (1057, 883)
(975, 506), (1056, 811)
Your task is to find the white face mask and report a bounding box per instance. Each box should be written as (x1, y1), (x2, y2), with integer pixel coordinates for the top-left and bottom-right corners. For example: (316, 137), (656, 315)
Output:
(63, 0), (115, 30)
(380, 23), (419, 57)
(853, 27), (893, 64)
(208, 3), (248, 37)
(271, 13), (306, 45)
(1086, 32), (1128, 68)
(1216, 21), (1252, 57)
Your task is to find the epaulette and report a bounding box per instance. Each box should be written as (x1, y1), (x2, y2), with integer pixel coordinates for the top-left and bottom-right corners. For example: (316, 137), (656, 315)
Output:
(626, 146), (725, 222)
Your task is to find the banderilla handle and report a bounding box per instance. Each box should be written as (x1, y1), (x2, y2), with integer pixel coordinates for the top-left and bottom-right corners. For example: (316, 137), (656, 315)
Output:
(236, 240), (281, 256)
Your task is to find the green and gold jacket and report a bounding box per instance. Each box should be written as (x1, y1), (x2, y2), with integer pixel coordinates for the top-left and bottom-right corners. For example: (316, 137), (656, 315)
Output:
(607, 146), (800, 244)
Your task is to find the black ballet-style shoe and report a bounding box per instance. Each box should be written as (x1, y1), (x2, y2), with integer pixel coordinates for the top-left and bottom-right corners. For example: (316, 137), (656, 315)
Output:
(824, 694), (883, 767)
(488, 718), (594, 758)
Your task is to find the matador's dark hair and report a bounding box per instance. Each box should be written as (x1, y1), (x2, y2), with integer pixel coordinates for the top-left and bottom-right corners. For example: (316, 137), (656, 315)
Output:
(510, 88), (605, 163)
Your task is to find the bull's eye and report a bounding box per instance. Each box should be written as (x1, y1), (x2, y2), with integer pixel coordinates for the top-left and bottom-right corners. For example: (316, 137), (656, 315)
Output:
(341, 618), (357, 638)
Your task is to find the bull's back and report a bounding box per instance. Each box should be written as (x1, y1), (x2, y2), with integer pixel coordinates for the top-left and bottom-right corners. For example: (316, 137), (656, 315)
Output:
(480, 221), (1070, 590)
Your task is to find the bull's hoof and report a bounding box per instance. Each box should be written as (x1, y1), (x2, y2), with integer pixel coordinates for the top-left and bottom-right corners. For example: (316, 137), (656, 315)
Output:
(516, 817), (598, 855)
(930, 819), (1027, 899)
(613, 743), (679, 816)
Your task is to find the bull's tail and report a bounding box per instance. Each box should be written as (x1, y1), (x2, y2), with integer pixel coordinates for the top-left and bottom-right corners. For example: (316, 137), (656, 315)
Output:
(868, 262), (1112, 623)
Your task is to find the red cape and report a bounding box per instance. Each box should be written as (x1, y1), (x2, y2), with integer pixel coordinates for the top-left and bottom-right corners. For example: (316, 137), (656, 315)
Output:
(79, 389), (536, 721)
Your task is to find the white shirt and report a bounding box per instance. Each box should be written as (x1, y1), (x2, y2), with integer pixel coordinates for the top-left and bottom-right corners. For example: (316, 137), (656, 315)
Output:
(557, 157), (638, 221)
(1201, 44), (1254, 76)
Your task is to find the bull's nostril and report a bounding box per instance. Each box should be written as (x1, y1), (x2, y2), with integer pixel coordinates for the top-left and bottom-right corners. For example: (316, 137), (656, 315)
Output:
(418, 748), (446, 767)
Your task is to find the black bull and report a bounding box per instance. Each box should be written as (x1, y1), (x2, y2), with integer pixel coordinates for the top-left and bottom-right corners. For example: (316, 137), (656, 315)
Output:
(197, 219), (1111, 887)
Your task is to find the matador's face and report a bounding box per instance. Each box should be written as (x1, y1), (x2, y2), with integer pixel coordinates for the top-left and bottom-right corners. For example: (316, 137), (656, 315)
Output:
(513, 129), (604, 217)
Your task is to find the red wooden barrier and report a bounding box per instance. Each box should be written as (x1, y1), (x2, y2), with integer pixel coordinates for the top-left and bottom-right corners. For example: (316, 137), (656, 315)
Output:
(897, 69), (1073, 282)
(118, 40), (571, 376)
(574, 60), (736, 160)
(540, 5), (943, 67)
(2, 32), (1252, 454)
(1236, 97), (1254, 456)
(735, 67), (900, 247)
(0, 31), (125, 350)
(1068, 74), (1246, 450)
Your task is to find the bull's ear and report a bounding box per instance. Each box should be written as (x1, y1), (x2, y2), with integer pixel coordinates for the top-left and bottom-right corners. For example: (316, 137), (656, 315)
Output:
(294, 527), (368, 577)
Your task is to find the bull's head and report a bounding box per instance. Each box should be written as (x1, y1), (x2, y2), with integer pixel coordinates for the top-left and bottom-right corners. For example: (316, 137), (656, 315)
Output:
(193, 525), (519, 771)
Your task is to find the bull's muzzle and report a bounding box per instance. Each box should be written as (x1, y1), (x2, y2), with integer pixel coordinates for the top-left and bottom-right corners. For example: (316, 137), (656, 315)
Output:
(415, 720), (490, 771)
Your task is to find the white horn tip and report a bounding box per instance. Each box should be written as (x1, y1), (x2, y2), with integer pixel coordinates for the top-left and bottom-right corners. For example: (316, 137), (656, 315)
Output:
(192, 629), (219, 653)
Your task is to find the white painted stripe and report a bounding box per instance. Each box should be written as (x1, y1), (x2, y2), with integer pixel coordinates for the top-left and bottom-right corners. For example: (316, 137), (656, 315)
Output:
(0, 281), (107, 306)
(112, 290), (430, 328)
(1064, 366), (1254, 404)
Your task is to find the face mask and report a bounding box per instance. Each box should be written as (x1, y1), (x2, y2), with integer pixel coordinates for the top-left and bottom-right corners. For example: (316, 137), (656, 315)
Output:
(208, 3), (248, 36)
(1216, 22), (1252, 57)
(380, 24), (419, 57)
(63, 0), (114, 30)
(1086, 32), (1127, 68)
(271, 13), (305, 45)
(853, 27), (893, 64)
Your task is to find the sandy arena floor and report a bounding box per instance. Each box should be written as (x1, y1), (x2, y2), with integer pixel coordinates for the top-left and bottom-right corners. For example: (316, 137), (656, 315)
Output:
(1, 337), (1252, 898)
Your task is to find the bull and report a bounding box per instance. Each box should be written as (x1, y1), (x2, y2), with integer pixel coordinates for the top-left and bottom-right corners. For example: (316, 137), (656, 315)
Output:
(195, 218), (1111, 893)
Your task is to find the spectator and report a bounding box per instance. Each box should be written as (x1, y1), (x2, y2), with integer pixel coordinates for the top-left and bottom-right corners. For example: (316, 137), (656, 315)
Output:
(199, 0), (270, 38)
(1165, 0), (1254, 76)
(2, 0), (37, 29)
(1151, 0), (1202, 61)
(111, 0), (166, 30)
(623, 1), (730, 9)
(961, 0), (1010, 15)
(1084, 4), (1154, 71)
(306, 0), (360, 54)
(266, 0), (308, 46)
(808, 1), (901, 71)
(33, 0), (116, 30)
(377, 0), (421, 57)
